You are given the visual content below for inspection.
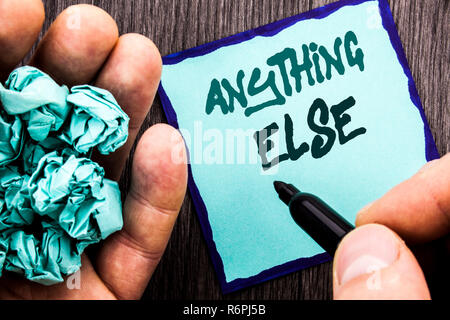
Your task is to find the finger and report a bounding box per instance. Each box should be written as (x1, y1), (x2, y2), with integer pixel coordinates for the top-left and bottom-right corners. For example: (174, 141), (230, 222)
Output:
(0, 255), (115, 300)
(93, 33), (162, 181)
(333, 224), (431, 300)
(95, 124), (187, 299)
(356, 153), (450, 244)
(0, 0), (44, 81)
(29, 4), (118, 87)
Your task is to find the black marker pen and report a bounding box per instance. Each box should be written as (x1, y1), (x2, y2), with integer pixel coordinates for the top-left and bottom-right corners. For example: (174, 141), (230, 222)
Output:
(274, 181), (354, 256)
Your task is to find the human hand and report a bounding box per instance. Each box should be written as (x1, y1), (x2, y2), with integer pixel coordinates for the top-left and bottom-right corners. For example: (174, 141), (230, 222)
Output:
(0, 0), (187, 299)
(333, 153), (450, 299)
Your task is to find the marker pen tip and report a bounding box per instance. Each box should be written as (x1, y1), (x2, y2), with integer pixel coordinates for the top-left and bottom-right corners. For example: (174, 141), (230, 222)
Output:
(273, 181), (300, 205)
(273, 181), (284, 193)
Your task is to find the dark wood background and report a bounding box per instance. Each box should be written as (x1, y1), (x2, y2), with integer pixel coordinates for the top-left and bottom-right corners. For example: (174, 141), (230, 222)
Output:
(36, 0), (449, 300)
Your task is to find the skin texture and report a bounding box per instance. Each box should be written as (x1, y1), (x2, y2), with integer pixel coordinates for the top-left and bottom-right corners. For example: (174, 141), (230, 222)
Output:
(333, 224), (431, 300)
(356, 154), (450, 243)
(0, 0), (45, 81)
(0, 1), (187, 299)
(333, 154), (450, 300)
(29, 4), (119, 87)
(93, 34), (163, 181)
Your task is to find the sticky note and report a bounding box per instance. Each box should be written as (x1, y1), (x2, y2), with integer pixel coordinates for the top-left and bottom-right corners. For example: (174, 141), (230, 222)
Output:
(159, 0), (439, 293)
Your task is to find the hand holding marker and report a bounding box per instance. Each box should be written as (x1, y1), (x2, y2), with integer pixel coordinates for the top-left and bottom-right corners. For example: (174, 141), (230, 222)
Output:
(276, 154), (450, 299)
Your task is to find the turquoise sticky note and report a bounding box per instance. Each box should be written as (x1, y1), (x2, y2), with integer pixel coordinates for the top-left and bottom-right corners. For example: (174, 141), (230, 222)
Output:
(159, 0), (439, 293)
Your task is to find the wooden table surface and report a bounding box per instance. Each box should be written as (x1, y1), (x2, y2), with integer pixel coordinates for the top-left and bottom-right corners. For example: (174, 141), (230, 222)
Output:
(38, 0), (449, 300)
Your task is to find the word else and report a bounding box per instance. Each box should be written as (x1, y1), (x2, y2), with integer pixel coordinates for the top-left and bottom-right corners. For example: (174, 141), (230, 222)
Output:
(254, 96), (367, 170)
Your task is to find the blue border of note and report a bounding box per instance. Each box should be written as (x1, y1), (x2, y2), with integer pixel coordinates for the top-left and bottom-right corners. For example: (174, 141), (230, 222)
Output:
(158, 0), (439, 293)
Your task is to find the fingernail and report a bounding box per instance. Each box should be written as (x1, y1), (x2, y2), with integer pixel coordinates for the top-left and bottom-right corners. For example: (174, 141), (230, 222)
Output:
(336, 224), (399, 285)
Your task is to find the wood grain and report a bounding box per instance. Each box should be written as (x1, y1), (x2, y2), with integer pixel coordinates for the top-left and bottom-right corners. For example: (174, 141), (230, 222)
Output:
(34, 0), (449, 300)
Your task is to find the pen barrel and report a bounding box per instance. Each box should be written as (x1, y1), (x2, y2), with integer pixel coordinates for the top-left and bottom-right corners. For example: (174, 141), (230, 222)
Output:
(289, 193), (354, 255)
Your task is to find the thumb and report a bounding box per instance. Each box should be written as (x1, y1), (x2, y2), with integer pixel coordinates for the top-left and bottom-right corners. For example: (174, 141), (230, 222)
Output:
(333, 224), (431, 300)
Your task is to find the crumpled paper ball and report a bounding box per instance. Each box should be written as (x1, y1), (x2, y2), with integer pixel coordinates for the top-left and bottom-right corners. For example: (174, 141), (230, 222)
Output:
(0, 221), (82, 285)
(28, 149), (123, 250)
(0, 66), (70, 142)
(59, 85), (129, 155)
(0, 109), (23, 167)
(0, 166), (34, 231)
(21, 137), (70, 176)
(0, 66), (128, 285)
